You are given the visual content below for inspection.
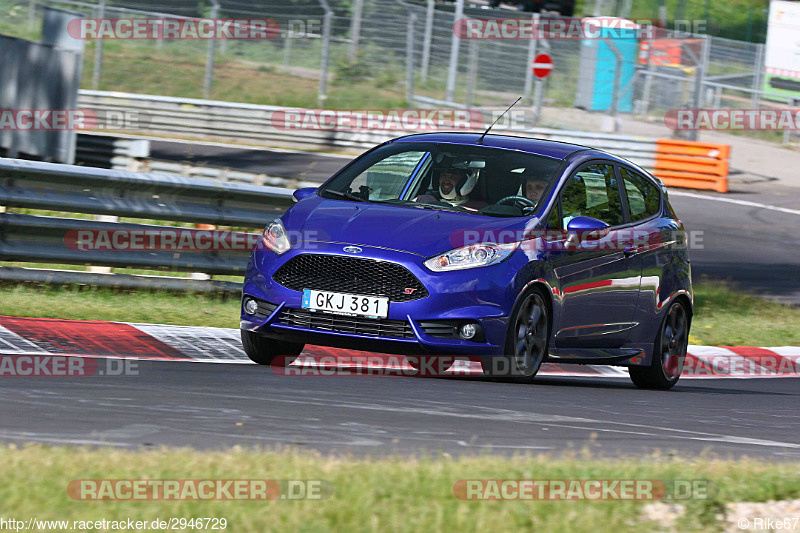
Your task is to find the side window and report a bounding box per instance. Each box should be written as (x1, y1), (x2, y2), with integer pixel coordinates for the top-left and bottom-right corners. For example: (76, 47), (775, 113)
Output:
(620, 167), (661, 222)
(546, 199), (561, 230)
(560, 163), (623, 227)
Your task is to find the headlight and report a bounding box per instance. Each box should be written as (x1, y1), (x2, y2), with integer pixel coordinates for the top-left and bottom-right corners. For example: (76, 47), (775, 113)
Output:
(262, 220), (290, 254)
(424, 242), (519, 272)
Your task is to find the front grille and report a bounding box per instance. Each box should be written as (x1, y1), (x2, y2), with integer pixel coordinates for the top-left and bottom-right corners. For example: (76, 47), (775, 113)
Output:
(280, 308), (415, 338)
(273, 254), (428, 302)
(252, 299), (278, 320)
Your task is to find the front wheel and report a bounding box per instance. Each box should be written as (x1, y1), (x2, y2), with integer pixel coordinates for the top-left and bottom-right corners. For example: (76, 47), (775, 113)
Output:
(483, 288), (549, 383)
(241, 330), (304, 366)
(629, 300), (689, 390)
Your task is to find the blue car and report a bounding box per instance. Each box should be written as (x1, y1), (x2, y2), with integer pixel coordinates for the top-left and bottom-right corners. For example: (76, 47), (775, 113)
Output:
(240, 133), (692, 389)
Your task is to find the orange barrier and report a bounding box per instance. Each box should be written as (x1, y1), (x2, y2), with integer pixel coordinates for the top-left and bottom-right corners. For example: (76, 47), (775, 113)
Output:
(652, 139), (730, 193)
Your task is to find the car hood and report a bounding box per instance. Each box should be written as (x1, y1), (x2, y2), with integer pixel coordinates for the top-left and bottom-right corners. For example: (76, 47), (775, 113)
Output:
(283, 196), (535, 257)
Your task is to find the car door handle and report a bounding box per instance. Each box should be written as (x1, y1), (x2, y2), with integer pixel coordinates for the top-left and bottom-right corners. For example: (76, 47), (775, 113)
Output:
(623, 244), (638, 257)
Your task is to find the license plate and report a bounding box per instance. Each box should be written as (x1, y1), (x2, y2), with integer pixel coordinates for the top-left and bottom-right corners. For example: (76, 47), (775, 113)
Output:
(302, 289), (389, 319)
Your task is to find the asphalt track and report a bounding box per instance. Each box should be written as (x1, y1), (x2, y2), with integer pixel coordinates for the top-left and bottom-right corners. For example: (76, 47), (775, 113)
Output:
(669, 186), (800, 304)
(149, 139), (350, 182)
(2, 140), (796, 457)
(0, 360), (798, 457)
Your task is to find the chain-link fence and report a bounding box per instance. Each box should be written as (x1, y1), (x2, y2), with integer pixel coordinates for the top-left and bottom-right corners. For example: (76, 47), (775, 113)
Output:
(1, 0), (796, 143)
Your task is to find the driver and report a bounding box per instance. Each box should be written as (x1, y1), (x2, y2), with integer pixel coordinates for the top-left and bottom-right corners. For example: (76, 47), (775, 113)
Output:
(521, 175), (548, 204)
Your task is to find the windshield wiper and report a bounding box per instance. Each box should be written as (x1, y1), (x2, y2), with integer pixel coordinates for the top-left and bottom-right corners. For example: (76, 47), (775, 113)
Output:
(321, 189), (367, 202)
(410, 202), (484, 215)
(376, 198), (483, 214)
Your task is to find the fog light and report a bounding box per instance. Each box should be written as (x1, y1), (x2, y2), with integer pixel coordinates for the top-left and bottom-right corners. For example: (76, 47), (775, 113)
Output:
(459, 323), (477, 340)
(244, 298), (258, 315)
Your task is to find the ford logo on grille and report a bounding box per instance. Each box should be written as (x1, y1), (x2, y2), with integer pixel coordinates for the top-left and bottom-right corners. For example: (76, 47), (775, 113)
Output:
(343, 246), (362, 254)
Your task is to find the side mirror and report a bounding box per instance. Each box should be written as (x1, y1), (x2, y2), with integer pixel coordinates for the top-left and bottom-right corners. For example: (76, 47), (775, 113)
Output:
(565, 216), (610, 248)
(292, 187), (317, 203)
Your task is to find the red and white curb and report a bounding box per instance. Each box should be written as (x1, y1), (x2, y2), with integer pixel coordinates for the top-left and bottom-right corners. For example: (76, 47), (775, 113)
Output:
(1, 315), (798, 378)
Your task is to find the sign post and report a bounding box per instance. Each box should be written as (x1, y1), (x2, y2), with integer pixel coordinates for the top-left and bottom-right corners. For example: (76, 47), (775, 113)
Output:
(532, 53), (553, 125)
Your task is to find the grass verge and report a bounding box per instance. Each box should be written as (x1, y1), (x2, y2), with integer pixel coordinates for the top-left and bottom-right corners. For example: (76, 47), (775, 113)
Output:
(0, 285), (240, 328)
(691, 281), (800, 346)
(0, 281), (798, 346)
(1, 445), (798, 533)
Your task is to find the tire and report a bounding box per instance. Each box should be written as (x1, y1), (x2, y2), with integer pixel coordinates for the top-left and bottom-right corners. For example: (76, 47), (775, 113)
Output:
(406, 356), (455, 376)
(629, 300), (689, 390)
(241, 330), (304, 366)
(483, 287), (549, 383)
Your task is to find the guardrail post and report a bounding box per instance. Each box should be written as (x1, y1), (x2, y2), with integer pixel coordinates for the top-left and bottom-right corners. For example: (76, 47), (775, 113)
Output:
(445, 0), (464, 103)
(88, 214), (117, 274)
(203, 0), (220, 99)
(420, 0), (435, 82)
(91, 0), (106, 90)
(318, 1), (333, 107)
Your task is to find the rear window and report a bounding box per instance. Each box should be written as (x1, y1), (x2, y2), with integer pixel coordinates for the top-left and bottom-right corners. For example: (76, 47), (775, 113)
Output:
(620, 167), (661, 222)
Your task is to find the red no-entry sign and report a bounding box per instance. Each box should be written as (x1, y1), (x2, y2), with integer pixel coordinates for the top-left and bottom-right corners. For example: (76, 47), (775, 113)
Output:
(532, 53), (553, 78)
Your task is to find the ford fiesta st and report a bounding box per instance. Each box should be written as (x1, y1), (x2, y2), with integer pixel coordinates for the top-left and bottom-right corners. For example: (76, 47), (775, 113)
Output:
(240, 133), (692, 389)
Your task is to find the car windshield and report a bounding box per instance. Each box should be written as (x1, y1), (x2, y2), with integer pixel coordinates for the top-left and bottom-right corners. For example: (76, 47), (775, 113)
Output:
(319, 142), (563, 217)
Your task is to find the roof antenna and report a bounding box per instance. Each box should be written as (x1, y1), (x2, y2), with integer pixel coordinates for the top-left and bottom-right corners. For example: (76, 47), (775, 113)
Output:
(477, 96), (522, 145)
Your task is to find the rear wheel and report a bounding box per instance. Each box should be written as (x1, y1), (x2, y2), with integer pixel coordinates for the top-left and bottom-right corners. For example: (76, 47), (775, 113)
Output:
(241, 330), (304, 366)
(484, 288), (549, 383)
(629, 301), (689, 390)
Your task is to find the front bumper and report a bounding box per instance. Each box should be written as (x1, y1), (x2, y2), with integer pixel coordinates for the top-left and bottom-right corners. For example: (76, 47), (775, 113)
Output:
(240, 242), (531, 357)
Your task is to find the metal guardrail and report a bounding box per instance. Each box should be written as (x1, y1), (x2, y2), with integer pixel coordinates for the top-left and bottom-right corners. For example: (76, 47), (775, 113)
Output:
(0, 157), (293, 227)
(0, 266), (243, 293)
(145, 160), (320, 190)
(77, 90), (661, 166)
(78, 90), (731, 192)
(78, 90), (394, 152)
(79, 90), (655, 158)
(0, 157), (294, 291)
(76, 133), (150, 171)
(0, 213), (253, 275)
